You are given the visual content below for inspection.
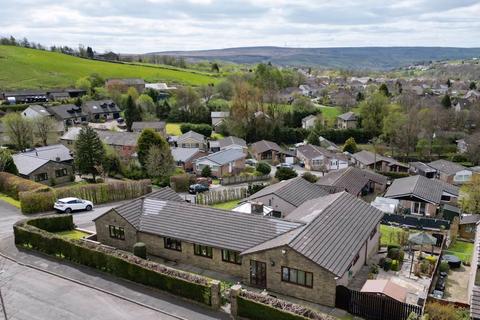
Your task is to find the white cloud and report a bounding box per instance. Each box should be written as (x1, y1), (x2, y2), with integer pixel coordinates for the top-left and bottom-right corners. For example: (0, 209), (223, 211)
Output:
(0, 0), (478, 53)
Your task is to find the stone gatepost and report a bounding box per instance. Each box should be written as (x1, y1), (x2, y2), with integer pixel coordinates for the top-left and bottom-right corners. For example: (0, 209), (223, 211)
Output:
(211, 280), (221, 309)
(229, 284), (242, 318)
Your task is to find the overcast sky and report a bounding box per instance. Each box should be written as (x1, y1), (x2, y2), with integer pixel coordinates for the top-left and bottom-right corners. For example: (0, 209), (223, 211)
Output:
(1, 0), (480, 53)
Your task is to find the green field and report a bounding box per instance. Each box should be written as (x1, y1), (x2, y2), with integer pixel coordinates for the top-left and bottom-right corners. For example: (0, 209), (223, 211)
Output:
(317, 105), (342, 120)
(0, 46), (220, 90)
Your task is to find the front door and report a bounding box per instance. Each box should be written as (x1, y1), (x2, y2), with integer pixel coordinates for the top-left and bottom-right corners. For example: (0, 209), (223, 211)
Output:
(250, 260), (267, 288)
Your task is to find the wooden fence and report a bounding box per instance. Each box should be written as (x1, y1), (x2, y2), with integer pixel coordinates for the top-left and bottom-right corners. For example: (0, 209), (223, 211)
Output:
(196, 187), (248, 205)
(335, 286), (422, 320)
(220, 174), (270, 186)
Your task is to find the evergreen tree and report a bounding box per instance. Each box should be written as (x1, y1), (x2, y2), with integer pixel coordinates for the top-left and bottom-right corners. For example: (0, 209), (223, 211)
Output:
(378, 83), (390, 97)
(343, 137), (358, 153)
(441, 94), (452, 108)
(470, 81), (477, 90)
(74, 127), (106, 181)
(0, 149), (18, 174)
(124, 95), (142, 131)
(446, 79), (452, 87)
(145, 144), (175, 184)
(137, 128), (164, 168)
(201, 165), (212, 177)
(86, 46), (94, 58)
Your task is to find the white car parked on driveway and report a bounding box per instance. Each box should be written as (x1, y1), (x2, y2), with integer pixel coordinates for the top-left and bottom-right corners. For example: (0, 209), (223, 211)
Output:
(54, 197), (93, 213)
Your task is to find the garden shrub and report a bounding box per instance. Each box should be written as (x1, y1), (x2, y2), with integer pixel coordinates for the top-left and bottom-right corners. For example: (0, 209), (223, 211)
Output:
(439, 260), (450, 273)
(370, 264), (379, 274)
(388, 247), (400, 260)
(170, 174), (195, 192)
(383, 258), (392, 271)
(391, 260), (400, 271)
(387, 244), (401, 251)
(425, 255), (437, 265)
(14, 216), (213, 306)
(301, 172), (318, 183)
(133, 242), (147, 259)
(255, 162), (271, 175)
(26, 214), (74, 232)
(0, 172), (47, 199)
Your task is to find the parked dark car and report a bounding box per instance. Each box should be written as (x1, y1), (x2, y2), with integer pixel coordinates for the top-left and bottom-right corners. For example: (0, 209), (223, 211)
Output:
(189, 184), (209, 194)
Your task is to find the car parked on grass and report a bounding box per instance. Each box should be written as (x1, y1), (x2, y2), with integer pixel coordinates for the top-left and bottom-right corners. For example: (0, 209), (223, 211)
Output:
(188, 184), (209, 194)
(54, 197), (93, 213)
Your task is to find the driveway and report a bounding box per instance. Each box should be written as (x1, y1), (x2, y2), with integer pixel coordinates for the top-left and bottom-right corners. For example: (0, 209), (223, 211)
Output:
(0, 200), (230, 320)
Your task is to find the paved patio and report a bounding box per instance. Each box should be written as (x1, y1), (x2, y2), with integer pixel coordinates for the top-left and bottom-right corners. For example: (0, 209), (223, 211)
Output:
(443, 265), (471, 304)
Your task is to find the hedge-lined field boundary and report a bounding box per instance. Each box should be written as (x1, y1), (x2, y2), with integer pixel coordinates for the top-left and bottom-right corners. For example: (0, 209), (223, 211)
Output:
(14, 215), (217, 307)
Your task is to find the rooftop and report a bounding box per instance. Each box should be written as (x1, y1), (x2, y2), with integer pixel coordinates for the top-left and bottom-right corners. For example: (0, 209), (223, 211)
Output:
(171, 147), (201, 162)
(177, 130), (205, 142)
(83, 100), (120, 114)
(195, 148), (245, 166)
(21, 144), (72, 162)
(131, 121), (166, 131)
(427, 159), (466, 175)
(317, 167), (387, 196)
(12, 154), (50, 175)
(337, 111), (357, 121)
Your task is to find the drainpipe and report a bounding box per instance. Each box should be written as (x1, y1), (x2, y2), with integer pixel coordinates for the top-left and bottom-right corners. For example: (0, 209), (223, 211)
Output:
(364, 238), (368, 266)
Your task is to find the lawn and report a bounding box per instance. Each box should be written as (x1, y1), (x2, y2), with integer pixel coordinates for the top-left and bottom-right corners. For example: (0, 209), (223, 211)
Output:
(317, 105), (342, 120)
(0, 193), (21, 208)
(210, 200), (240, 210)
(380, 225), (410, 247)
(0, 45), (220, 90)
(444, 240), (474, 263)
(166, 123), (182, 136)
(54, 229), (91, 240)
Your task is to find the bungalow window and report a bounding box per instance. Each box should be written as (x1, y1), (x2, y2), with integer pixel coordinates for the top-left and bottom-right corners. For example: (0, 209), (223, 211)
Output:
(164, 237), (182, 251)
(55, 168), (68, 178)
(108, 225), (125, 240)
(194, 244), (213, 258)
(281, 267), (313, 288)
(221, 249), (241, 264)
(35, 173), (48, 182)
(441, 195), (451, 202)
(412, 202), (426, 215)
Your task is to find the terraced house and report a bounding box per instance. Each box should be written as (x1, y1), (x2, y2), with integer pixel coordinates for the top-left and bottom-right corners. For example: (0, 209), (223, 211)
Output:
(93, 188), (383, 307)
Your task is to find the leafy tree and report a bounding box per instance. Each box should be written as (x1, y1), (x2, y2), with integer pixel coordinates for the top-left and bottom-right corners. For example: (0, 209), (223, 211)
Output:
(215, 80), (234, 100)
(201, 165), (212, 178)
(359, 92), (389, 135)
(356, 92), (365, 102)
(145, 143), (175, 184)
(33, 116), (56, 146)
(301, 172), (318, 183)
(137, 128), (164, 168)
(2, 113), (33, 151)
(156, 100), (171, 119)
(136, 94), (156, 114)
(470, 81), (477, 90)
(0, 149), (18, 174)
(198, 85), (215, 106)
(103, 145), (121, 176)
(465, 132), (480, 165)
(75, 77), (92, 94)
(378, 83), (390, 97)
(88, 73), (104, 88)
(275, 167), (297, 181)
(180, 123), (212, 137)
(127, 87), (139, 101)
(211, 62), (220, 73)
(86, 46), (94, 58)
(441, 94), (452, 108)
(255, 162), (271, 175)
(124, 95), (142, 131)
(343, 137), (358, 153)
(74, 127), (106, 181)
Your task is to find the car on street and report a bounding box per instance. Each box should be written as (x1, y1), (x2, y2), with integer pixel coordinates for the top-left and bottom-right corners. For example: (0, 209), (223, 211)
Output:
(189, 183), (209, 194)
(276, 163), (294, 169)
(54, 197), (94, 213)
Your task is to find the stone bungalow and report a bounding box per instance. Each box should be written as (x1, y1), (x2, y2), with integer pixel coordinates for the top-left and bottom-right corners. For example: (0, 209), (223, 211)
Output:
(93, 188), (383, 307)
(336, 111), (358, 129)
(251, 140), (295, 164)
(384, 175), (459, 217)
(352, 150), (409, 173)
(176, 130), (206, 150)
(194, 148), (246, 177)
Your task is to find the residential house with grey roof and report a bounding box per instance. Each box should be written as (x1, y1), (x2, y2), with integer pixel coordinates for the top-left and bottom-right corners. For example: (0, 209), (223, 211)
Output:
(12, 144), (74, 185)
(21, 105), (53, 119)
(251, 140), (295, 164)
(317, 166), (387, 197)
(83, 100), (121, 122)
(93, 189), (383, 307)
(194, 148), (246, 177)
(384, 175), (459, 217)
(427, 159), (473, 185)
(409, 161), (437, 179)
(47, 104), (88, 127)
(176, 130), (206, 150)
(301, 114), (317, 129)
(336, 111), (358, 129)
(245, 177), (339, 217)
(352, 150), (409, 173)
(131, 121), (166, 136)
(210, 136), (247, 154)
(171, 147), (206, 171)
(296, 144), (348, 172)
(211, 111), (230, 130)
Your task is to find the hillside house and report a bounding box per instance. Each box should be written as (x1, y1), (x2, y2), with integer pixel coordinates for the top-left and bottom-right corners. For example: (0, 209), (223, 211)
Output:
(83, 100), (121, 122)
(336, 112), (358, 129)
(93, 189), (383, 307)
(131, 121), (167, 136)
(171, 148), (206, 171)
(176, 131), (206, 150)
(301, 115), (317, 129)
(194, 148), (246, 177)
(211, 112), (230, 130)
(47, 104), (88, 127)
(352, 150), (408, 173)
(427, 159), (473, 184)
(251, 140), (295, 164)
(209, 136), (247, 154)
(296, 144), (348, 172)
(105, 78), (145, 93)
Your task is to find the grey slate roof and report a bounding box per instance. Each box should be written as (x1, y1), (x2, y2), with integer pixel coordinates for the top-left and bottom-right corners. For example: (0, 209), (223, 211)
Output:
(147, 187), (184, 202)
(302, 115), (316, 122)
(246, 177), (335, 207)
(251, 140), (283, 154)
(132, 121), (166, 131)
(409, 162), (437, 173)
(24, 105), (52, 117)
(171, 148), (201, 162)
(427, 159), (466, 175)
(177, 130), (205, 143)
(317, 167), (387, 196)
(22, 144), (72, 162)
(384, 175), (459, 204)
(12, 154), (50, 175)
(337, 111), (357, 121)
(83, 100), (121, 115)
(353, 150), (407, 168)
(102, 197), (301, 252)
(244, 192), (384, 276)
(195, 148), (245, 166)
(460, 214), (480, 225)
(47, 104), (87, 120)
(60, 127), (139, 147)
(218, 136), (247, 149)
(297, 144), (348, 161)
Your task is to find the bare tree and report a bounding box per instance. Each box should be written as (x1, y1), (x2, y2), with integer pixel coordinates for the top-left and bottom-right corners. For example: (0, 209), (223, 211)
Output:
(2, 113), (33, 151)
(33, 116), (56, 146)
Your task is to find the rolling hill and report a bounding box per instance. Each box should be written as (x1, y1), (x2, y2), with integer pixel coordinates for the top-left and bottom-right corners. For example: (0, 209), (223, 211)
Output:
(0, 46), (219, 91)
(152, 46), (480, 70)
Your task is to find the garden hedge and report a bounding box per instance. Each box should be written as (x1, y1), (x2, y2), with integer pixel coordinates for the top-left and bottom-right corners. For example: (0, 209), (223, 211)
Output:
(0, 172), (47, 199)
(19, 179), (152, 214)
(237, 296), (310, 320)
(14, 215), (213, 306)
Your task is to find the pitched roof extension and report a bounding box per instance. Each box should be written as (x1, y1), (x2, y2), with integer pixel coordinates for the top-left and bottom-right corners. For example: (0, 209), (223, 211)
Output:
(195, 148), (245, 166)
(317, 167), (387, 196)
(337, 111), (357, 121)
(427, 159), (467, 175)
